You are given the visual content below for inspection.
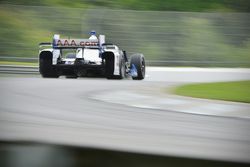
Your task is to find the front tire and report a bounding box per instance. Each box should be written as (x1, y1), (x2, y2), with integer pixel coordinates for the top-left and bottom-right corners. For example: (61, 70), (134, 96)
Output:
(130, 54), (145, 80)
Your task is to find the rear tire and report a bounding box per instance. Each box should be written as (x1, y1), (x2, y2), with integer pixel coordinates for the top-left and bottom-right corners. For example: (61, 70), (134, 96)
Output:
(39, 51), (59, 78)
(118, 58), (126, 79)
(105, 57), (125, 79)
(105, 56), (115, 79)
(130, 54), (145, 80)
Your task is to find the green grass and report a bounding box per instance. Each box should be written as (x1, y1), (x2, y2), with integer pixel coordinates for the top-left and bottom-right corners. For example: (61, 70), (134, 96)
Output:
(2, 0), (250, 12)
(174, 81), (250, 103)
(0, 61), (38, 66)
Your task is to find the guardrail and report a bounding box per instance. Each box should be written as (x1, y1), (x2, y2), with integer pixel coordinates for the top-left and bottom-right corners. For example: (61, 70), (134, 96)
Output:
(0, 56), (37, 61)
(0, 65), (39, 74)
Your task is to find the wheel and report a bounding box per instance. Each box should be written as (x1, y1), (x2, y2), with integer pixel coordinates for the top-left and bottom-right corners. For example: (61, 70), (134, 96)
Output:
(118, 58), (126, 79)
(105, 56), (125, 79)
(39, 51), (59, 78)
(130, 54), (145, 80)
(105, 56), (115, 79)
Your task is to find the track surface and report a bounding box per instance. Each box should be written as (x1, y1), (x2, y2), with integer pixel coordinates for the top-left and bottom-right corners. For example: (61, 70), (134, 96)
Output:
(0, 68), (250, 163)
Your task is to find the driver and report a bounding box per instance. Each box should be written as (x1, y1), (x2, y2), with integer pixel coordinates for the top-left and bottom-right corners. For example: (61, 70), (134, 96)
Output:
(89, 30), (98, 40)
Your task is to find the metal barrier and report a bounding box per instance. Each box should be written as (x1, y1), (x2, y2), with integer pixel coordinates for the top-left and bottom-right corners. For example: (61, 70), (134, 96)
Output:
(0, 65), (39, 74)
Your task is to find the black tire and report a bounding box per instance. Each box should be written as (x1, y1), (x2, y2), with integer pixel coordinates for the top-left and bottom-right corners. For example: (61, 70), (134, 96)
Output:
(118, 58), (126, 79)
(130, 54), (145, 80)
(105, 56), (115, 79)
(39, 51), (59, 78)
(105, 56), (125, 79)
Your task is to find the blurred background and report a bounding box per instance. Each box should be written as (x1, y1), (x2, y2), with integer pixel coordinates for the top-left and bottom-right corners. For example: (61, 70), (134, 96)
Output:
(0, 0), (250, 67)
(1, 1), (250, 167)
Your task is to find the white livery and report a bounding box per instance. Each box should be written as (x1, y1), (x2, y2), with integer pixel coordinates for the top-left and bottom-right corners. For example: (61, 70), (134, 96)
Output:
(39, 31), (145, 79)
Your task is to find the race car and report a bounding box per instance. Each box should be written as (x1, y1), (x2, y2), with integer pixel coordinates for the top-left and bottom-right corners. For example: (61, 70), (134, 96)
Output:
(38, 31), (145, 80)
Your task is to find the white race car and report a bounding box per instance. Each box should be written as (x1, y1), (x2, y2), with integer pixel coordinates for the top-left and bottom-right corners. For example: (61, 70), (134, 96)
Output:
(39, 31), (145, 80)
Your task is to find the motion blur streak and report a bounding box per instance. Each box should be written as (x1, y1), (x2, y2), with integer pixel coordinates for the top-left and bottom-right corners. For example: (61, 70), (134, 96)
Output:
(0, 5), (250, 67)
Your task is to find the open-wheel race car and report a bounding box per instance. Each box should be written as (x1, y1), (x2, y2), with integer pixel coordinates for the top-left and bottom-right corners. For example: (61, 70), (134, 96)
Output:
(39, 31), (145, 80)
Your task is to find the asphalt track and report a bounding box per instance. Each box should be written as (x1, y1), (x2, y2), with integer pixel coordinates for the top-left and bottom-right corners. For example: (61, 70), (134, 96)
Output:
(0, 67), (250, 164)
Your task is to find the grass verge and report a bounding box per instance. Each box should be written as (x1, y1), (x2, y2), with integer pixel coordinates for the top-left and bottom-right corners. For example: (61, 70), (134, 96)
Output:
(0, 61), (38, 66)
(174, 81), (250, 103)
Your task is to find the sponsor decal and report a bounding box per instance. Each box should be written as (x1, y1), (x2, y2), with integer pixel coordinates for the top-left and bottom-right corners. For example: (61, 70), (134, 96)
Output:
(55, 39), (98, 47)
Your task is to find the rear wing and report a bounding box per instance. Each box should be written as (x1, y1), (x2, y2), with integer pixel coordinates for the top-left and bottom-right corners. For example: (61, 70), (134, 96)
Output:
(52, 34), (105, 49)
